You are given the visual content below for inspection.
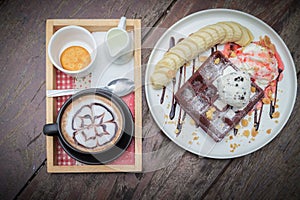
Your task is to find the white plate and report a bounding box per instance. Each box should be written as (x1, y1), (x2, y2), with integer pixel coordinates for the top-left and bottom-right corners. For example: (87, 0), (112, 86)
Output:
(145, 9), (297, 159)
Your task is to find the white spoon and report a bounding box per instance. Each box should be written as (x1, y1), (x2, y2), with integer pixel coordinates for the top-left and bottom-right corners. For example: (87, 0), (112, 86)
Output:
(46, 78), (134, 97)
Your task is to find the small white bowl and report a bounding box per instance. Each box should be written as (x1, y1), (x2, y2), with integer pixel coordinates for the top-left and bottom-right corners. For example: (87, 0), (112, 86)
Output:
(48, 25), (97, 77)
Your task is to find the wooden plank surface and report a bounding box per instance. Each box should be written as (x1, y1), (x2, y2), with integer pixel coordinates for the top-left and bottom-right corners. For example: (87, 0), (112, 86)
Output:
(0, 0), (173, 199)
(0, 0), (299, 199)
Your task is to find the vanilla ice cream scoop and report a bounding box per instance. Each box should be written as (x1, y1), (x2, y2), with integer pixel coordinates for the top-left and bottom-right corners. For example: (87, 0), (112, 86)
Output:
(217, 71), (251, 108)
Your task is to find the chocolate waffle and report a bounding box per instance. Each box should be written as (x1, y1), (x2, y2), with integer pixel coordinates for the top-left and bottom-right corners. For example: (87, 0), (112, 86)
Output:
(175, 51), (264, 142)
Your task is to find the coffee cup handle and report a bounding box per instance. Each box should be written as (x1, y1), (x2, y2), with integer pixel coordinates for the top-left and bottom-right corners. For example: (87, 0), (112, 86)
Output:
(43, 123), (59, 136)
(118, 16), (126, 30)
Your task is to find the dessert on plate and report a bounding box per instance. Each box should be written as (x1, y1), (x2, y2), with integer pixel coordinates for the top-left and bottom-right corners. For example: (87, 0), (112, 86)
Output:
(151, 20), (284, 143)
(175, 51), (264, 142)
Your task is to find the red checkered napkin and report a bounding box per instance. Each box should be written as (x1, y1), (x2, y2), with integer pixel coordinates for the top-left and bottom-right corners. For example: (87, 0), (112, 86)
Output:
(55, 69), (135, 166)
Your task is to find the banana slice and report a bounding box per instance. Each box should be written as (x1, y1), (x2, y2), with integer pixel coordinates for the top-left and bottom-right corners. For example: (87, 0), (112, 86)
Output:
(206, 25), (226, 43)
(176, 40), (198, 60)
(150, 21), (254, 89)
(201, 27), (223, 44)
(246, 28), (254, 41)
(217, 22), (235, 43)
(235, 25), (253, 46)
(189, 34), (207, 52)
(164, 52), (185, 66)
(224, 22), (242, 42)
(194, 31), (215, 48)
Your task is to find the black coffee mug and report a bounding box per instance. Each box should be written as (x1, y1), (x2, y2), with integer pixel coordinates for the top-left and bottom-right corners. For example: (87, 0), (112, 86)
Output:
(43, 88), (134, 164)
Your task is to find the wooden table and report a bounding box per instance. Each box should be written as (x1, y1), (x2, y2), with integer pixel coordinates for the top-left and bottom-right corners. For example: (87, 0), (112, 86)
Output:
(0, 0), (299, 199)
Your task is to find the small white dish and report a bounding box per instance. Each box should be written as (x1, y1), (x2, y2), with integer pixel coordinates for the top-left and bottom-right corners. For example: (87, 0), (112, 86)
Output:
(48, 25), (97, 77)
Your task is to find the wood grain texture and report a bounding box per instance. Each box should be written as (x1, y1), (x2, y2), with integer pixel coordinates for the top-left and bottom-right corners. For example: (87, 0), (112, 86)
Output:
(202, 77), (300, 200)
(0, 0), (173, 199)
(0, 0), (299, 199)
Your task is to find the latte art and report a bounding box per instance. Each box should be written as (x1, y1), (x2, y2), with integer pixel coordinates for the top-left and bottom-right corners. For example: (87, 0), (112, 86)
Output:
(72, 103), (118, 149)
(61, 94), (123, 153)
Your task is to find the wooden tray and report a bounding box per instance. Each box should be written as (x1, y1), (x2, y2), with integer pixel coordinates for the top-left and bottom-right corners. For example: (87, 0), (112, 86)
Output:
(45, 19), (142, 173)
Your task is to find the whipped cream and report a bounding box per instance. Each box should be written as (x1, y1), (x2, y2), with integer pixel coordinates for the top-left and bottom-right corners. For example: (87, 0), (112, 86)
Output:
(230, 43), (279, 87)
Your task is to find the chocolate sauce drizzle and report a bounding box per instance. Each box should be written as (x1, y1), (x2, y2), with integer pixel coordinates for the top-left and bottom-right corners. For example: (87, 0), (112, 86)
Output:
(233, 128), (238, 136)
(254, 102), (264, 131)
(169, 76), (177, 120)
(192, 58), (196, 75)
(175, 64), (187, 135)
(71, 102), (118, 149)
(159, 37), (190, 135)
(160, 37), (175, 104)
(253, 68), (283, 130)
(269, 68), (283, 118)
(160, 86), (166, 104)
(169, 38), (186, 120)
(160, 39), (217, 136)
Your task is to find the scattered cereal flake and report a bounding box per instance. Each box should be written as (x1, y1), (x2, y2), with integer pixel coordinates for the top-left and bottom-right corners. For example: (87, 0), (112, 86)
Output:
(230, 52), (236, 57)
(275, 120), (279, 123)
(174, 129), (180, 134)
(267, 90), (273, 97)
(251, 86), (256, 93)
(235, 124), (241, 129)
(206, 107), (216, 120)
(193, 136), (199, 140)
(251, 127), (258, 137)
(262, 98), (271, 104)
(241, 119), (249, 127)
(266, 129), (272, 134)
(229, 143), (240, 152)
(248, 111), (253, 116)
(229, 135), (233, 140)
(188, 141), (192, 145)
(214, 58), (220, 64)
(243, 130), (250, 138)
(272, 111), (280, 118)
(270, 81), (276, 87)
(190, 119), (195, 126)
(192, 132), (197, 136)
(199, 55), (208, 62)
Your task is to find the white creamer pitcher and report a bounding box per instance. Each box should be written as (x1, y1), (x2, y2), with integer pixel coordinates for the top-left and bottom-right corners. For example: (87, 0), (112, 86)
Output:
(105, 17), (133, 64)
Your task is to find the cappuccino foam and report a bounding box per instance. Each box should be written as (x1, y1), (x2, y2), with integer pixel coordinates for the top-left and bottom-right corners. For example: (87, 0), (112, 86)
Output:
(61, 94), (123, 153)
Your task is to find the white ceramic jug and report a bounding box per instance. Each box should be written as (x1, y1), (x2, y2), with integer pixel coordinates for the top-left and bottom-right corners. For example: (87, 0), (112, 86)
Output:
(105, 17), (133, 64)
